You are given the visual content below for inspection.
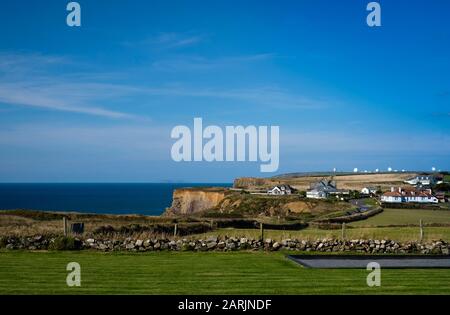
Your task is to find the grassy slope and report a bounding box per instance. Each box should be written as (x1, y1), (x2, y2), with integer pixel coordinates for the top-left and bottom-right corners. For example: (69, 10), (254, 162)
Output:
(350, 208), (450, 227)
(1, 251), (450, 294)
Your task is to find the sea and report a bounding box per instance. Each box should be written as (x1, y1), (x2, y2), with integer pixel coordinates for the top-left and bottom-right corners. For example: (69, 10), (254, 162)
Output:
(0, 183), (231, 216)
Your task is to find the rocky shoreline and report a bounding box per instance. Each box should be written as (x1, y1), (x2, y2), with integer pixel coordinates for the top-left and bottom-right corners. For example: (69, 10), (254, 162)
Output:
(1, 235), (449, 255)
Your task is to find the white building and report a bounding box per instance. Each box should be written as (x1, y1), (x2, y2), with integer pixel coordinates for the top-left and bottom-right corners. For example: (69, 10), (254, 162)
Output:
(306, 189), (328, 199)
(404, 175), (437, 186)
(361, 187), (378, 195)
(306, 179), (348, 199)
(267, 185), (292, 195)
(381, 187), (438, 204)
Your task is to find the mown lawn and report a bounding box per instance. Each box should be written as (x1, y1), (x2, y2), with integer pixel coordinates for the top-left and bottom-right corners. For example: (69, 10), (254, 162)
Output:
(1, 251), (450, 294)
(350, 208), (450, 227)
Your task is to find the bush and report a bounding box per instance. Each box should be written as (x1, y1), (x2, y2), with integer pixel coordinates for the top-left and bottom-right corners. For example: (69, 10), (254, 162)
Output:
(93, 225), (116, 234)
(215, 219), (258, 229)
(48, 236), (80, 250)
(93, 223), (213, 237)
(348, 190), (361, 199)
(201, 211), (244, 218)
(0, 236), (7, 248)
(435, 183), (450, 192)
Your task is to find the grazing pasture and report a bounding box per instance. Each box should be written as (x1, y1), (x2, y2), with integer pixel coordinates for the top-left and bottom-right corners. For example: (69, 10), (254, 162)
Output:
(349, 208), (450, 227)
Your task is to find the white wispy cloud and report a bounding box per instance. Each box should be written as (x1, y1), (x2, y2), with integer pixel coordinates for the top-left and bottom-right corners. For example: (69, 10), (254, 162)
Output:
(0, 53), (145, 120)
(0, 82), (140, 119)
(152, 53), (275, 72)
(0, 123), (170, 158)
(122, 32), (205, 50)
(152, 32), (204, 48)
(135, 85), (327, 109)
(0, 52), (67, 71)
(0, 51), (324, 120)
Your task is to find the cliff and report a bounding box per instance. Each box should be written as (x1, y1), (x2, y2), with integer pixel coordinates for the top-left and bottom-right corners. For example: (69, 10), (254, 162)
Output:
(165, 187), (354, 218)
(165, 187), (227, 216)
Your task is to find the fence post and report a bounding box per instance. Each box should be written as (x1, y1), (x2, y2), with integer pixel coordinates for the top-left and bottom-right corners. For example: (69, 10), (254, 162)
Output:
(260, 222), (264, 241)
(174, 224), (178, 237)
(63, 217), (68, 236)
(419, 219), (424, 242)
(341, 222), (346, 240)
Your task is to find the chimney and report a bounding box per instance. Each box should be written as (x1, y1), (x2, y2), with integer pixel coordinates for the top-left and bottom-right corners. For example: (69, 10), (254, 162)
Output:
(398, 187), (402, 193)
(391, 187), (395, 192)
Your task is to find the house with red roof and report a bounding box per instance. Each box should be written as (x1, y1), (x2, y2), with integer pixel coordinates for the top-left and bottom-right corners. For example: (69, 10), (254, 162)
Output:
(381, 187), (439, 204)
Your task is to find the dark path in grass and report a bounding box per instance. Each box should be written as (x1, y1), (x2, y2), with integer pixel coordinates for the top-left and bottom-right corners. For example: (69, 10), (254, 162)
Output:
(288, 255), (450, 268)
(1, 251), (450, 294)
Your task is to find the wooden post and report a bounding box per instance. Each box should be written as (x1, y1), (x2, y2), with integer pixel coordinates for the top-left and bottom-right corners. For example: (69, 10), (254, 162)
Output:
(341, 222), (346, 240)
(63, 217), (68, 236)
(174, 224), (178, 237)
(419, 219), (424, 242)
(260, 222), (264, 241)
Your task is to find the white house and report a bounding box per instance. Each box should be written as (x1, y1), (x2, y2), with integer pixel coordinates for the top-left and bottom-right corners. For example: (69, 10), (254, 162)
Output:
(306, 179), (348, 199)
(267, 185), (292, 195)
(306, 189), (328, 199)
(381, 191), (403, 203)
(361, 187), (378, 195)
(404, 175), (437, 186)
(381, 187), (439, 204)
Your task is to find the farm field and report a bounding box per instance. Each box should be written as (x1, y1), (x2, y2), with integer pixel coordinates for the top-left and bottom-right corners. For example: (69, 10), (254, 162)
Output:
(1, 251), (450, 295)
(350, 208), (450, 227)
(237, 172), (417, 191)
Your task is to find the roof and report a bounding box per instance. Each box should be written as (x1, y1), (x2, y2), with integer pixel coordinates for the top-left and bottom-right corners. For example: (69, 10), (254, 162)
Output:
(407, 175), (434, 181)
(268, 184), (292, 191)
(383, 189), (435, 198)
(310, 179), (337, 192)
(383, 191), (402, 197)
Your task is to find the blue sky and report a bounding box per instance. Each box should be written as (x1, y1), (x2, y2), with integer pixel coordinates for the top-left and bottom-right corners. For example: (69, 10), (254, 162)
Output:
(0, 0), (449, 182)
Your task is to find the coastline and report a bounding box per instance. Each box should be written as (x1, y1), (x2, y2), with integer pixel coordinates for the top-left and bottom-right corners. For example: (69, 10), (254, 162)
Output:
(0, 183), (231, 216)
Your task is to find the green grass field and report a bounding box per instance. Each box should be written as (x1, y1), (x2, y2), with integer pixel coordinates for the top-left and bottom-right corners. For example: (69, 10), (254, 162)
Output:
(350, 208), (450, 227)
(1, 251), (450, 294)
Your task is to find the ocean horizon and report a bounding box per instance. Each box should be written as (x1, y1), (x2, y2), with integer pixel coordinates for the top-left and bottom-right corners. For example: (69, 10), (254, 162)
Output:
(0, 183), (231, 216)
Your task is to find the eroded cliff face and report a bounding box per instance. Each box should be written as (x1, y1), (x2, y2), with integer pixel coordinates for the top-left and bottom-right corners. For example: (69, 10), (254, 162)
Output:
(165, 188), (227, 216)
